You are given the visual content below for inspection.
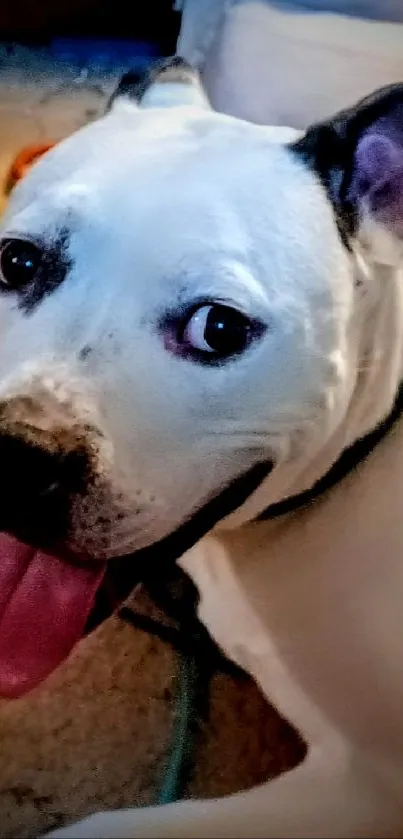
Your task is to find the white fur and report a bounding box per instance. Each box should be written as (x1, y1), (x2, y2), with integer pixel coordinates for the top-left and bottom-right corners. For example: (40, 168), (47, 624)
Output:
(1, 72), (403, 837)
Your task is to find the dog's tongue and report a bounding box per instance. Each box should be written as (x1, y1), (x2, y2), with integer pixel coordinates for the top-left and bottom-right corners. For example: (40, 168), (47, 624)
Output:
(0, 534), (106, 698)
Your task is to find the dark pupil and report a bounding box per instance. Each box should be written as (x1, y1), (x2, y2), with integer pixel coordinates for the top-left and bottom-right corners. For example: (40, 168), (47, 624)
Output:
(204, 305), (250, 355)
(0, 241), (40, 290)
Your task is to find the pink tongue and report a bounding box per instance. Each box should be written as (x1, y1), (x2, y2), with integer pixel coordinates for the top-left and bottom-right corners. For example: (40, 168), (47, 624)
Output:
(0, 534), (106, 699)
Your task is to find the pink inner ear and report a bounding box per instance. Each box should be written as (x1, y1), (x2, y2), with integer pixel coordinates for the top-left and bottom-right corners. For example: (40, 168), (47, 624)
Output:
(356, 133), (403, 179)
(352, 130), (403, 226)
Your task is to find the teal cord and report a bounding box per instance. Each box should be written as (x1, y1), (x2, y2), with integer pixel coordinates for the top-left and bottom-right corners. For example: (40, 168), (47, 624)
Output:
(118, 605), (208, 807)
(157, 651), (199, 805)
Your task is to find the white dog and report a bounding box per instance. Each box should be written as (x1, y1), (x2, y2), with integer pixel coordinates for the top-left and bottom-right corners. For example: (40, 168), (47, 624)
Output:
(1, 58), (403, 836)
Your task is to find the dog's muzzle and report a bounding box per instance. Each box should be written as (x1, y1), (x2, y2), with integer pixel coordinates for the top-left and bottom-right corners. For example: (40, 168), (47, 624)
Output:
(0, 397), (109, 699)
(0, 385), (272, 701)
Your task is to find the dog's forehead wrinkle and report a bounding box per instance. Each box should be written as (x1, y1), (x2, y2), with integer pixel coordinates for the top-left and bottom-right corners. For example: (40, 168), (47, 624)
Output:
(6, 110), (204, 207)
(4, 116), (324, 284)
(11, 154), (331, 310)
(6, 111), (296, 213)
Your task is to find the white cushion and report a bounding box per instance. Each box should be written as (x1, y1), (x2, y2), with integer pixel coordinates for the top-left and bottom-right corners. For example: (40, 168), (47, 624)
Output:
(178, 0), (403, 128)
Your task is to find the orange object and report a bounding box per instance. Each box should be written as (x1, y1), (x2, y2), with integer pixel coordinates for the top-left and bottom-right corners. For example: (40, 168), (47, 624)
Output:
(7, 141), (56, 189)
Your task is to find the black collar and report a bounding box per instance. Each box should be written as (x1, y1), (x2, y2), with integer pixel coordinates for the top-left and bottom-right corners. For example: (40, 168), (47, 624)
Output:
(259, 382), (403, 522)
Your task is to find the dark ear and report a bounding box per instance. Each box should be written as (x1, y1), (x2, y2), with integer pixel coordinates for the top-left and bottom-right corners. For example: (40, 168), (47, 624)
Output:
(107, 56), (209, 113)
(292, 84), (403, 247)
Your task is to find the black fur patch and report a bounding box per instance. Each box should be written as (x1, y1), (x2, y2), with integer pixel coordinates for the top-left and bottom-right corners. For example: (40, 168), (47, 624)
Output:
(18, 229), (72, 315)
(291, 83), (403, 246)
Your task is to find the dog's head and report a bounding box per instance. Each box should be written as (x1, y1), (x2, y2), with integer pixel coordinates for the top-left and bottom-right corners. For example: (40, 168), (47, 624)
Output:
(0, 58), (403, 697)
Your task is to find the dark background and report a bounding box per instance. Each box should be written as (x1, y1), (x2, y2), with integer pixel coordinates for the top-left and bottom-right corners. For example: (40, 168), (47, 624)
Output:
(0, 0), (180, 54)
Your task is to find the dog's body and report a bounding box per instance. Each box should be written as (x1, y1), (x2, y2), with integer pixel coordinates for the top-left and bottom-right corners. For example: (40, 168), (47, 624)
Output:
(1, 60), (403, 836)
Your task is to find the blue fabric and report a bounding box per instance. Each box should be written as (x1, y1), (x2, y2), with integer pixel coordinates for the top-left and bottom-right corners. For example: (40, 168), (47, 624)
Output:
(268, 1), (403, 23)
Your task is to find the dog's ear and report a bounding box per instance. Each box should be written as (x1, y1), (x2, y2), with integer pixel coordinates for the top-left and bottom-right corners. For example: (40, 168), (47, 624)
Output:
(107, 57), (210, 114)
(293, 84), (403, 259)
(106, 70), (142, 113)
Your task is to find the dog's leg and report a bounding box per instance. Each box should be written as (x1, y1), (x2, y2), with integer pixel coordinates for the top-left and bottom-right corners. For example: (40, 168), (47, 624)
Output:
(47, 748), (401, 839)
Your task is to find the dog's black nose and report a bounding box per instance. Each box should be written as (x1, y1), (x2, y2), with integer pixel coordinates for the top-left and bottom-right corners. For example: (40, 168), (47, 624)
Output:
(0, 431), (90, 549)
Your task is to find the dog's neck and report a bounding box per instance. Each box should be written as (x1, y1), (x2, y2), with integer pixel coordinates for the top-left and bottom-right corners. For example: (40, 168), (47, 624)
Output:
(219, 237), (403, 530)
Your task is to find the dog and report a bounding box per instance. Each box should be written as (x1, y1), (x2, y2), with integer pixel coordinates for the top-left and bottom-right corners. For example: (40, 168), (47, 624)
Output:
(1, 57), (403, 836)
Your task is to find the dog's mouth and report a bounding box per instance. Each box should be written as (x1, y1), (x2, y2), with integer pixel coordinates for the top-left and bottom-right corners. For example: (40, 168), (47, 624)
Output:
(0, 461), (271, 700)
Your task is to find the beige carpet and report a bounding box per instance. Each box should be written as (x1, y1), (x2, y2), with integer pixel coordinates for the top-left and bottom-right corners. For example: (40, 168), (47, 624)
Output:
(0, 46), (303, 837)
(0, 587), (303, 837)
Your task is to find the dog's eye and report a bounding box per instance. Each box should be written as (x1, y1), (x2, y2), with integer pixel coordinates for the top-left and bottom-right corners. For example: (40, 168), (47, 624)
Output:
(0, 239), (41, 291)
(182, 304), (255, 360)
